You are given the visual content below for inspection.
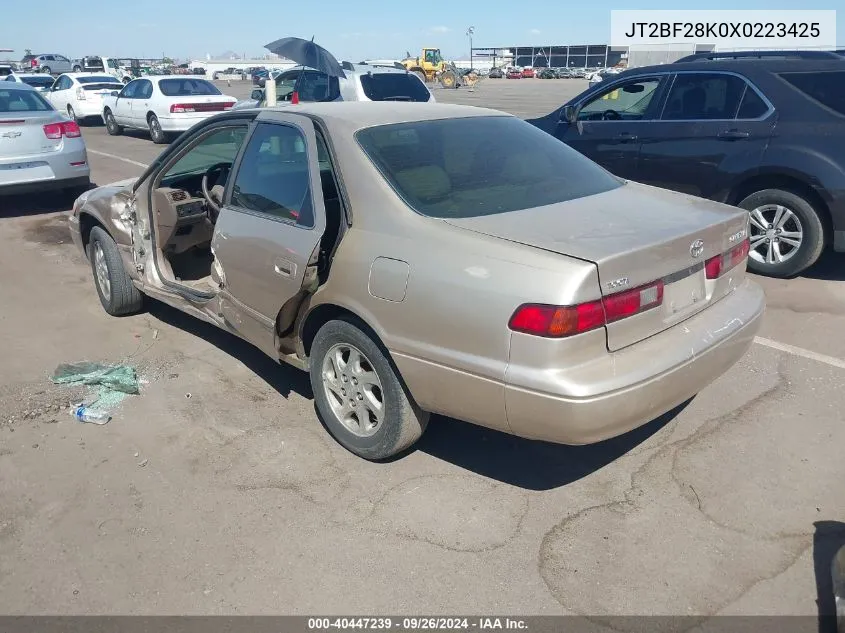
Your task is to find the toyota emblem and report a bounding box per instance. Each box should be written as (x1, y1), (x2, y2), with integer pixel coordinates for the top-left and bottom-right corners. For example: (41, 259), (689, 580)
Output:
(690, 239), (705, 258)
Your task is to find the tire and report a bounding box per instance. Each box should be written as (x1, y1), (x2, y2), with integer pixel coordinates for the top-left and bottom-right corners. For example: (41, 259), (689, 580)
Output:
(41, 66), (51, 75)
(738, 188), (826, 278)
(104, 109), (122, 135)
(439, 70), (457, 89)
(73, 65), (82, 72)
(147, 113), (166, 144)
(88, 226), (143, 316)
(310, 319), (429, 460)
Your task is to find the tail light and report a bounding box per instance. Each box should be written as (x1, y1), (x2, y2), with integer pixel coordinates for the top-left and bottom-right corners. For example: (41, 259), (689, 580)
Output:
(223, 101), (235, 110)
(705, 238), (750, 279)
(43, 121), (81, 139)
(76, 87), (86, 100)
(509, 280), (664, 338)
(170, 103), (195, 113)
(31, 58), (38, 68)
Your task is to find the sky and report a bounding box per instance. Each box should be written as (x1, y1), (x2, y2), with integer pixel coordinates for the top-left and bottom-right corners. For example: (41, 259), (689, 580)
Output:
(1, 0), (842, 62)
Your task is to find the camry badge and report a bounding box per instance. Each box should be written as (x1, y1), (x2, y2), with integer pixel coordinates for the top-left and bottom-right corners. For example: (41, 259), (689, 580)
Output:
(690, 239), (705, 258)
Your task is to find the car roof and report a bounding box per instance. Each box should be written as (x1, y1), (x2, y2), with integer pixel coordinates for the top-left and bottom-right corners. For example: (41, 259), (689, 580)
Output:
(62, 72), (121, 78)
(622, 58), (845, 76)
(1, 82), (37, 91)
(257, 101), (509, 132)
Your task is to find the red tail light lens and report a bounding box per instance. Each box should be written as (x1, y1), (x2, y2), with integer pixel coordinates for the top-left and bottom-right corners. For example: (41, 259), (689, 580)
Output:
(31, 59), (38, 67)
(43, 121), (81, 139)
(705, 238), (750, 279)
(170, 103), (194, 113)
(509, 280), (664, 338)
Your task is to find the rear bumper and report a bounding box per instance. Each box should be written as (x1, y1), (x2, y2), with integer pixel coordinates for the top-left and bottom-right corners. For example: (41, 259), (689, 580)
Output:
(504, 279), (766, 445)
(157, 113), (218, 132)
(75, 100), (105, 120)
(0, 144), (90, 194)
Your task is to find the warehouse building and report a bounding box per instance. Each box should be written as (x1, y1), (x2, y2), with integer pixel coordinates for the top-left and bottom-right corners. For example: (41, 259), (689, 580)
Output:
(469, 43), (717, 69)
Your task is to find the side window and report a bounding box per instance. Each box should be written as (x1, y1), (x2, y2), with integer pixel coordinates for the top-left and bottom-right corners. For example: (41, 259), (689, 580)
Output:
(779, 71), (845, 116)
(425, 50), (437, 64)
(45, 56), (55, 61)
(138, 80), (153, 99)
(231, 122), (314, 227)
(161, 126), (248, 183)
(578, 77), (662, 121)
(736, 85), (770, 119)
(55, 76), (71, 90)
(661, 73), (747, 120)
(119, 80), (139, 98)
(297, 71), (339, 101)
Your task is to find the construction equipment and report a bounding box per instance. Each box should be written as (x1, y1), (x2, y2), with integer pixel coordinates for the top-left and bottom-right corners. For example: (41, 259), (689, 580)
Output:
(401, 48), (460, 89)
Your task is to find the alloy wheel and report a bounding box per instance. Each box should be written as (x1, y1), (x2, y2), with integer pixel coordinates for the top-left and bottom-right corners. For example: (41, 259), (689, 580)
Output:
(748, 204), (804, 265)
(93, 241), (111, 301)
(321, 343), (384, 438)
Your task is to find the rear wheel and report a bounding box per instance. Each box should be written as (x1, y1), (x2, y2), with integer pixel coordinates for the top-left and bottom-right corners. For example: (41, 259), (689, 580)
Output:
(88, 226), (143, 316)
(73, 65), (82, 72)
(310, 319), (429, 460)
(104, 109), (122, 135)
(738, 188), (826, 278)
(148, 113), (166, 144)
(41, 66), (51, 75)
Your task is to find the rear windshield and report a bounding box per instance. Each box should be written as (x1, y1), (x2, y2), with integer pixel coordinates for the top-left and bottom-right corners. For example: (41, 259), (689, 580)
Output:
(0, 88), (53, 112)
(356, 116), (622, 218)
(359, 73), (431, 102)
(77, 76), (117, 84)
(158, 78), (221, 96)
(779, 71), (845, 116)
(21, 76), (54, 88)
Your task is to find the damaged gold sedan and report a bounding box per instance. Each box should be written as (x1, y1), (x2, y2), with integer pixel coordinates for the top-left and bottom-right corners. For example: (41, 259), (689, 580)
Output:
(69, 102), (765, 460)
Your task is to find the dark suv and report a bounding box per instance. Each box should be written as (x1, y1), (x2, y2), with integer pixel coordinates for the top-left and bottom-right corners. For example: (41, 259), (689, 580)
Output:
(529, 51), (845, 277)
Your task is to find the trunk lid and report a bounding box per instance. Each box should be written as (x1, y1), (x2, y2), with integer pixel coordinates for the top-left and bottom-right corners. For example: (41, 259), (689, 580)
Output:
(445, 182), (750, 351)
(0, 111), (64, 158)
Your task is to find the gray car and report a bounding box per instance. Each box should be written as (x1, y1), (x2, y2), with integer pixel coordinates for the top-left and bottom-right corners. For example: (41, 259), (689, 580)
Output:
(0, 83), (90, 196)
(20, 54), (74, 76)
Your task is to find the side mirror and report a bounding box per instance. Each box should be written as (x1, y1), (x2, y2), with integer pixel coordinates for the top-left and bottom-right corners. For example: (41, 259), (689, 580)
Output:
(110, 90), (119, 97)
(561, 105), (577, 123)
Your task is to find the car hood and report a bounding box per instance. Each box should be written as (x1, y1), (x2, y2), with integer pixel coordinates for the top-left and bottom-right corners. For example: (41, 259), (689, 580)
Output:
(81, 177), (137, 204)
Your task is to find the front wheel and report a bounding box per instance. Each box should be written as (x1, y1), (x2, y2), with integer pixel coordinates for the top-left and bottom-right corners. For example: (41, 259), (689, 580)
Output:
(310, 319), (429, 460)
(148, 114), (166, 144)
(104, 109), (122, 135)
(72, 65), (82, 72)
(88, 226), (143, 316)
(738, 188), (826, 278)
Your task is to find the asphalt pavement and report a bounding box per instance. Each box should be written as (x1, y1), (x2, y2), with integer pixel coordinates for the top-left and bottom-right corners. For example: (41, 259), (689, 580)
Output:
(0, 78), (843, 622)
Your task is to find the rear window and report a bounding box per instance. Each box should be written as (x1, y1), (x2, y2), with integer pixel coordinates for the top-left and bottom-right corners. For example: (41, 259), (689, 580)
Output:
(158, 78), (221, 96)
(21, 76), (54, 88)
(356, 116), (622, 218)
(359, 72), (431, 102)
(0, 88), (53, 112)
(77, 76), (119, 84)
(779, 71), (845, 116)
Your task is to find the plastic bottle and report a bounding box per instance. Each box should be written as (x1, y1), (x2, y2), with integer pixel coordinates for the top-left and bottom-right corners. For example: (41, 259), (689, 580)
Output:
(71, 406), (111, 425)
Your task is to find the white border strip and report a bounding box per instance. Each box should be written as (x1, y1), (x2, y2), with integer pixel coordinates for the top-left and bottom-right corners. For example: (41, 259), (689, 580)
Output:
(88, 149), (149, 169)
(754, 336), (845, 370)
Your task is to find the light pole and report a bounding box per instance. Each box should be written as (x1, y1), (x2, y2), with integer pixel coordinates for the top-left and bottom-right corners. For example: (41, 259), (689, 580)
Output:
(466, 26), (475, 70)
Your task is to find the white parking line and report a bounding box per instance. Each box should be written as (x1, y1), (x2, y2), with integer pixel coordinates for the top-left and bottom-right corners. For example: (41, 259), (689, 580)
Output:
(754, 336), (845, 370)
(88, 150), (149, 169)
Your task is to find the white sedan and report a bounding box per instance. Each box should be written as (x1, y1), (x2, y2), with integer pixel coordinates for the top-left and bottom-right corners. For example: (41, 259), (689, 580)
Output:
(101, 76), (236, 144)
(45, 73), (125, 124)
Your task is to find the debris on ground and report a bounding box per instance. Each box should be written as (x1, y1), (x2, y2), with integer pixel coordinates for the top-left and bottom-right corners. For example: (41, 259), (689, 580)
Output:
(50, 361), (140, 420)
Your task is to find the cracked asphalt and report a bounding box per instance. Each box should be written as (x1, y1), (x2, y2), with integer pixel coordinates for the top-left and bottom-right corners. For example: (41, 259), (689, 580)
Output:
(1, 79), (844, 621)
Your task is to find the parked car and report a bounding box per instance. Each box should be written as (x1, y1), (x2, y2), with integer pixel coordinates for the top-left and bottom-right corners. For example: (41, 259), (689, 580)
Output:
(488, 67), (504, 79)
(69, 102), (763, 460)
(588, 67), (621, 87)
(212, 67), (244, 80)
(522, 67), (535, 78)
(0, 64), (13, 78)
(537, 68), (558, 79)
(101, 76), (236, 143)
(21, 54), (73, 75)
(4, 72), (55, 92)
(45, 73), (125, 124)
(0, 83), (90, 196)
(235, 63), (434, 109)
(529, 54), (845, 277)
(71, 56), (134, 83)
(506, 69), (522, 79)
(556, 68), (574, 79)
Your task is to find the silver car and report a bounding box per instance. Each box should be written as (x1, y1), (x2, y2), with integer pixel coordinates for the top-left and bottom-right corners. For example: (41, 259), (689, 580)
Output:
(20, 54), (74, 76)
(0, 83), (90, 196)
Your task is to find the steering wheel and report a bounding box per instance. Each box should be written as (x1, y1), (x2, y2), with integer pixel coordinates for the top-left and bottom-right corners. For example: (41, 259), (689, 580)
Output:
(602, 109), (622, 121)
(201, 162), (231, 221)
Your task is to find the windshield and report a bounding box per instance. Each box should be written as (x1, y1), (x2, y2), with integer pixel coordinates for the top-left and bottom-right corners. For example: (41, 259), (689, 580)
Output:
(0, 88), (53, 112)
(357, 116), (621, 218)
(360, 73), (431, 102)
(158, 78), (221, 96)
(107, 59), (119, 68)
(21, 76), (54, 88)
(77, 76), (120, 84)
